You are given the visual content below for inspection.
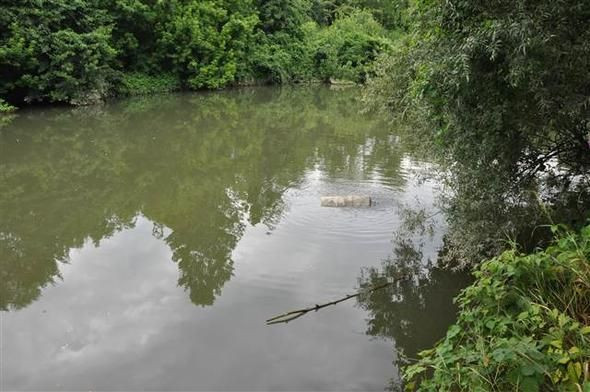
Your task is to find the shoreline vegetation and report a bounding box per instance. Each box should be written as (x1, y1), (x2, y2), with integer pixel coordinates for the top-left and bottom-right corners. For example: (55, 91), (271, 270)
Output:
(362, 0), (589, 388)
(0, 1), (397, 108)
(2, 0), (589, 390)
(405, 225), (590, 390)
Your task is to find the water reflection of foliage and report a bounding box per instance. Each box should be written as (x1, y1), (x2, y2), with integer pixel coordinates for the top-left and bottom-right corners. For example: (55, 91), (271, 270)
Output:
(438, 166), (590, 268)
(384, 119), (590, 269)
(358, 260), (470, 361)
(0, 113), (17, 131)
(357, 215), (471, 391)
(0, 86), (404, 310)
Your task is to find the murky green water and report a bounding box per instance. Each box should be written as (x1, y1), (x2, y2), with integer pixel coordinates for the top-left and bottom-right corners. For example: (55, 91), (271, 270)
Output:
(0, 86), (469, 391)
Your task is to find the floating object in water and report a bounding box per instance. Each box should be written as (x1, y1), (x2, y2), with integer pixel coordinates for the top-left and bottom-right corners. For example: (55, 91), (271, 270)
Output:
(320, 195), (372, 207)
(329, 78), (356, 86)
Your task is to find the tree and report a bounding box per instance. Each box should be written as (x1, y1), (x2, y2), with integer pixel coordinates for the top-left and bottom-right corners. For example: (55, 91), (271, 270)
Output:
(365, 0), (590, 265)
(154, 0), (259, 89)
(0, 0), (117, 104)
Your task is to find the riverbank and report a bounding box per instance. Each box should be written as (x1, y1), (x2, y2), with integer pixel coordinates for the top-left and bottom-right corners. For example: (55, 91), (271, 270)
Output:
(405, 225), (590, 391)
(0, 2), (395, 109)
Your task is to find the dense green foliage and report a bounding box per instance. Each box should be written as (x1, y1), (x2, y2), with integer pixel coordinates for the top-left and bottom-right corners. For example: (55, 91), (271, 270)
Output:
(359, 1), (590, 389)
(364, 0), (590, 265)
(367, 0), (590, 179)
(0, 1), (117, 104)
(308, 11), (391, 83)
(0, 0), (402, 105)
(0, 98), (16, 113)
(405, 225), (590, 391)
(310, 0), (409, 29)
(117, 73), (181, 96)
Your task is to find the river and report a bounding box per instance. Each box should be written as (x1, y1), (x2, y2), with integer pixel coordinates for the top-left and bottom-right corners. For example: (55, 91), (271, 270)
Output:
(0, 86), (470, 391)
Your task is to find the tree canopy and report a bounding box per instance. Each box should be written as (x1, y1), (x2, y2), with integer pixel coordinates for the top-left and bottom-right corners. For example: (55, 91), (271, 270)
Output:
(0, 0), (402, 105)
(364, 0), (590, 265)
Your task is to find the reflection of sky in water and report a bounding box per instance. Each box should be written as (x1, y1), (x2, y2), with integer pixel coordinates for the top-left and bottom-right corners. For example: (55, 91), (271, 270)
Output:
(3, 164), (449, 391)
(0, 87), (466, 390)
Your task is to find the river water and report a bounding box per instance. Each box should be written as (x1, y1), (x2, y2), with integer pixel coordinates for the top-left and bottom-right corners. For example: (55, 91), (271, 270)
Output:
(0, 86), (469, 391)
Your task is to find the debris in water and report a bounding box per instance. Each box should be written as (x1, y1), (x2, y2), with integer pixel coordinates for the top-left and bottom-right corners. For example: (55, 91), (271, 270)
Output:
(320, 195), (372, 207)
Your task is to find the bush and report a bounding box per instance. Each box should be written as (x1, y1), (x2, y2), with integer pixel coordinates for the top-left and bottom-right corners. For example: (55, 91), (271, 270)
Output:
(248, 30), (316, 83)
(246, 11), (393, 84)
(0, 0), (395, 104)
(156, 0), (259, 90)
(0, 98), (16, 113)
(309, 10), (391, 83)
(405, 224), (590, 391)
(117, 73), (181, 96)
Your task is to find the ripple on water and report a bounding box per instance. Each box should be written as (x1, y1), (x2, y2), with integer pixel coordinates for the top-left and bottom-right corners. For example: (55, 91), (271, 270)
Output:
(280, 173), (400, 246)
(233, 169), (405, 298)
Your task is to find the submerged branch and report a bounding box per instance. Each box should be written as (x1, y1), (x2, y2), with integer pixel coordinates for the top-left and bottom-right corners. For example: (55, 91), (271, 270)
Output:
(265, 277), (409, 325)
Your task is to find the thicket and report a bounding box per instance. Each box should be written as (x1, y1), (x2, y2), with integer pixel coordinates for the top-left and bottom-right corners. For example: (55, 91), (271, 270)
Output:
(358, 1), (590, 390)
(0, 0), (401, 106)
(364, 0), (590, 266)
(405, 225), (590, 391)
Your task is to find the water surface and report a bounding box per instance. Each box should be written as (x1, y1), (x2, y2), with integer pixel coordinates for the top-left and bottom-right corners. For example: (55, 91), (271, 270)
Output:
(0, 87), (469, 391)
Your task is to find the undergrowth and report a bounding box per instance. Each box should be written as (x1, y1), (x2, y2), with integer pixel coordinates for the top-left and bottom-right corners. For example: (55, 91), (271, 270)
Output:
(117, 73), (181, 96)
(405, 224), (590, 391)
(0, 98), (16, 113)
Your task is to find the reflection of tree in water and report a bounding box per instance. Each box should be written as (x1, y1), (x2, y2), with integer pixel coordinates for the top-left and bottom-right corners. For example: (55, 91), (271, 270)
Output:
(159, 194), (245, 306)
(0, 86), (403, 310)
(0, 232), (60, 311)
(357, 218), (472, 390)
(438, 173), (590, 269)
(359, 259), (471, 356)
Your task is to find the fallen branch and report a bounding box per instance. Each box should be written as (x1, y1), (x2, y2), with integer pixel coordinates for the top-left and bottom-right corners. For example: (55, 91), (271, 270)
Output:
(265, 277), (408, 325)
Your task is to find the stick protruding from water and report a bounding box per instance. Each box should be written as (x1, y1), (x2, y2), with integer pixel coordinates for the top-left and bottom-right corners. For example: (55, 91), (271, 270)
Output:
(265, 278), (406, 325)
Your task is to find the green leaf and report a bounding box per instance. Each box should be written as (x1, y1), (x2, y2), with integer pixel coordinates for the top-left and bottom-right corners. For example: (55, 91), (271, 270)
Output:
(521, 376), (540, 392)
(568, 346), (580, 355)
(549, 339), (562, 349)
(520, 364), (536, 376)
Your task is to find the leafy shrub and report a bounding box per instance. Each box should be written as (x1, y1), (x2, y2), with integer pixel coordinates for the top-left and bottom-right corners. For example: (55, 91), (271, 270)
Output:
(309, 10), (391, 83)
(154, 1), (257, 89)
(248, 30), (316, 83)
(0, 0), (395, 103)
(405, 225), (590, 391)
(248, 10), (393, 84)
(118, 73), (180, 96)
(0, 98), (16, 113)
